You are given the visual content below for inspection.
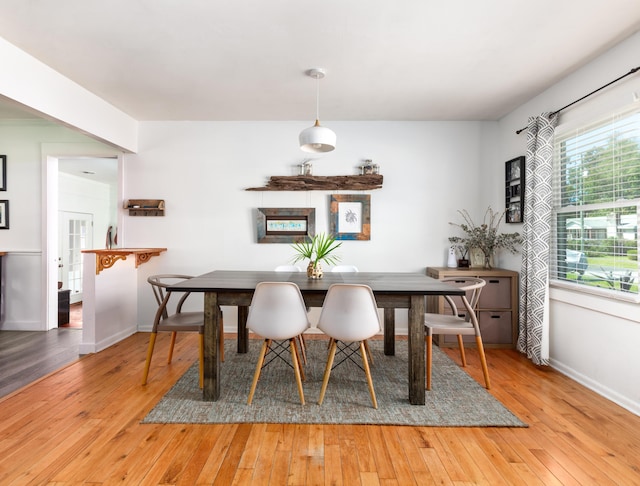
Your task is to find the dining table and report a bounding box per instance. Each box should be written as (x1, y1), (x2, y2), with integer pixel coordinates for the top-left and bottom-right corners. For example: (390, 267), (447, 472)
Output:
(169, 270), (464, 405)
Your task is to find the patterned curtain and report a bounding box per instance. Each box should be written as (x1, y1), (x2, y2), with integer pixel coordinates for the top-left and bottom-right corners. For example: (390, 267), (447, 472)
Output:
(518, 113), (557, 365)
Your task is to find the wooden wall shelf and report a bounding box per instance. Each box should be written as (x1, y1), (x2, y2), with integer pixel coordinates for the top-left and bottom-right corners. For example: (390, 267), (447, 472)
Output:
(124, 199), (165, 216)
(246, 174), (383, 191)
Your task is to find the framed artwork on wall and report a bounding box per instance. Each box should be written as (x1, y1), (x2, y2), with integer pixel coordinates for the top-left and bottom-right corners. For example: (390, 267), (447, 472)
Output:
(329, 194), (371, 240)
(0, 155), (6, 191)
(0, 200), (8, 229)
(257, 207), (315, 243)
(505, 156), (525, 223)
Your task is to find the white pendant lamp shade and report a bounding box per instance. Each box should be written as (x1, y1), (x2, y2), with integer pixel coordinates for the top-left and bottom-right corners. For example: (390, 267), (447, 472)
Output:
(299, 68), (336, 153)
(299, 120), (337, 153)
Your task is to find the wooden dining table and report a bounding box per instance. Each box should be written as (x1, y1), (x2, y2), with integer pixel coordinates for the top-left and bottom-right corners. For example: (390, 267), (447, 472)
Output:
(169, 270), (464, 405)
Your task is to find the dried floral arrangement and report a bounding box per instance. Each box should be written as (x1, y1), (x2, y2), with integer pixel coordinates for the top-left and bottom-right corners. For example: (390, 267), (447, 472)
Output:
(448, 207), (523, 268)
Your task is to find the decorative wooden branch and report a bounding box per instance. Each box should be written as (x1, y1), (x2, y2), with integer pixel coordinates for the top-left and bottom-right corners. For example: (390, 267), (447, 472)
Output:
(246, 174), (383, 191)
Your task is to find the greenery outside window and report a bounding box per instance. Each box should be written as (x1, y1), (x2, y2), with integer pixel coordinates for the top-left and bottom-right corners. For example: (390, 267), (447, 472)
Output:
(552, 104), (640, 299)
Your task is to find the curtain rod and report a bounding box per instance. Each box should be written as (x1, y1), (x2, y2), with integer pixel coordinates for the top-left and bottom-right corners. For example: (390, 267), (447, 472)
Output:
(515, 65), (640, 134)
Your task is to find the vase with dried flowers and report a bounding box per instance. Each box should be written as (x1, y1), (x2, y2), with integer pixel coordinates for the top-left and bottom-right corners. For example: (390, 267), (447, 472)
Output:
(448, 207), (523, 269)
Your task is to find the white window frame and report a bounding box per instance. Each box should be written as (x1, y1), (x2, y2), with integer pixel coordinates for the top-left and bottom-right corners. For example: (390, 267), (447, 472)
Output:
(550, 103), (640, 302)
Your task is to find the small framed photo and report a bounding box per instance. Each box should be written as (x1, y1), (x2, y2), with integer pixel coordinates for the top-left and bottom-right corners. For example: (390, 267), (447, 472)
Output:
(257, 207), (315, 243)
(0, 155), (6, 191)
(0, 200), (8, 229)
(330, 194), (371, 240)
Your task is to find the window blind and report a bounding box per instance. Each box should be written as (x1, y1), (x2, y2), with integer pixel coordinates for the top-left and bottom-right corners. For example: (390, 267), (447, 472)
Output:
(552, 104), (640, 297)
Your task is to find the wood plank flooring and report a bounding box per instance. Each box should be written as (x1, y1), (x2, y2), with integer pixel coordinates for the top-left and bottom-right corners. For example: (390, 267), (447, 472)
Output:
(0, 329), (82, 398)
(0, 331), (639, 485)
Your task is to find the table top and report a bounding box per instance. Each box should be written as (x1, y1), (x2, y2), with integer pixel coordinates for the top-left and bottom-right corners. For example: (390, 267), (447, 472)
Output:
(169, 270), (464, 296)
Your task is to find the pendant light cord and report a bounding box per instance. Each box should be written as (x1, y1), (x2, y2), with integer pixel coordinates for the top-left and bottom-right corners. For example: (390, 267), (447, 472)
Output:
(515, 65), (640, 134)
(315, 74), (321, 122)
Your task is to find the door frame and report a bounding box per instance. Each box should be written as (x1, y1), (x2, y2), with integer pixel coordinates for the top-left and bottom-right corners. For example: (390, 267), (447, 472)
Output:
(42, 143), (123, 330)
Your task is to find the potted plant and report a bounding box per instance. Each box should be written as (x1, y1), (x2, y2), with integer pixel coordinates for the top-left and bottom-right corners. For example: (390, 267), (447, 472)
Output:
(448, 207), (523, 269)
(291, 232), (342, 278)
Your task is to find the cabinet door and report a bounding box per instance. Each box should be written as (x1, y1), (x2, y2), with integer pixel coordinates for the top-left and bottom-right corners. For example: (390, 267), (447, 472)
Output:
(478, 277), (511, 309)
(478, 311), (513, 344)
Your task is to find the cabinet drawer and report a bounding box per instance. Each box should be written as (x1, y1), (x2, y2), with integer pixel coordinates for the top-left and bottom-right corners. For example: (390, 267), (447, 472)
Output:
(478, 311), (513, 344)
(479, 277), (511, 308)
(435, 311), (513, 346)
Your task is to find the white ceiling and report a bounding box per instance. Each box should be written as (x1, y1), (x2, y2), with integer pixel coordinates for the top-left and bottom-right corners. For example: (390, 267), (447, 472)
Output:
(0, 0), (639, 122)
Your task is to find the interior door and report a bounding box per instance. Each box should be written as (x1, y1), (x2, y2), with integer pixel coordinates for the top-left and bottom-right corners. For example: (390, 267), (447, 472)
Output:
(59, 211), (93, 304)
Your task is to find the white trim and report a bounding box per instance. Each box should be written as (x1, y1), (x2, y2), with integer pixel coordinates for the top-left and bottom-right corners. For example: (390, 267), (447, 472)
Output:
(551, 358), (640, 416)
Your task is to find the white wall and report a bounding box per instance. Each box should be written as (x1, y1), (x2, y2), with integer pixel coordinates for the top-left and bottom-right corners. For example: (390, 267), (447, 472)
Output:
(123, 121), (489, 331)
(58, 172), (112, 247)
(487, 31), (640, 415)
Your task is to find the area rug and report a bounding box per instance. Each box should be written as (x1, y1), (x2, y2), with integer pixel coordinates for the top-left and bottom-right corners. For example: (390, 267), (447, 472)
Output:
(142, 339), (526, 427)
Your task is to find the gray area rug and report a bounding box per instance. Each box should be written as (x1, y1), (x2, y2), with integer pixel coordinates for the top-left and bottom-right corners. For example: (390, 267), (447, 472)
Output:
(142, 339), (526, 427)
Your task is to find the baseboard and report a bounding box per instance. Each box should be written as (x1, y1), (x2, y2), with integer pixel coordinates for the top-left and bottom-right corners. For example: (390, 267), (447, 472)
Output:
(550, 358), (640, 417)
(79, 327), (137, 354)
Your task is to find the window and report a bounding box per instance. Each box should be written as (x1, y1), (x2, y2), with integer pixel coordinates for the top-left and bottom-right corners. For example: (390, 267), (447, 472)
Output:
(552, 105), (640, 298)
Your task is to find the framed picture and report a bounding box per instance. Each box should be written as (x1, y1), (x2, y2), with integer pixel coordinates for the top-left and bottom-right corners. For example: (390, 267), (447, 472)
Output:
(257, 207), (315, 243)
(330, 194), (371, 240)
(0, 200), (8, 229)
(0, 155), (6, 191)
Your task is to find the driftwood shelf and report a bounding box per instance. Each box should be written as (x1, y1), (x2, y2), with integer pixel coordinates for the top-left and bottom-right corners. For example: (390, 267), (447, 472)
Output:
(246, 174), (383, 191)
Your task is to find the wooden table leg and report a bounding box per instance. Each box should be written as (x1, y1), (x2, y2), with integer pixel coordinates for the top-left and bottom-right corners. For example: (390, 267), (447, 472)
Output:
(408, 295), (426, 405)
(203, 292), (220, 401)
(237, 305), (249, 353)
(383, 308), (395, 356)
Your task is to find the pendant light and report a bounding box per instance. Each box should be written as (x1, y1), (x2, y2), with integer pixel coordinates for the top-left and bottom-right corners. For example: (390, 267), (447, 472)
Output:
(299, 68), (336, 153)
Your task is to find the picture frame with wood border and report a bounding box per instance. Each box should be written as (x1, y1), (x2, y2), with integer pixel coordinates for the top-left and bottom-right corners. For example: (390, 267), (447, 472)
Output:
(330, 194), (371, 240)
(256, 207), (315, 243)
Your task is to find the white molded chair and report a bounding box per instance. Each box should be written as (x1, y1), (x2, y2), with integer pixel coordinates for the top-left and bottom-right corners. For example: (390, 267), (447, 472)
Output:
(329, 264), (374, 363)
(424, 277), (490, 391)
(274, 264), (307, 363)
(317, 284), (382, 409)
(246, 282), (311, 405)
(143, 275), (224, 388)
(331, 265), (359, 272)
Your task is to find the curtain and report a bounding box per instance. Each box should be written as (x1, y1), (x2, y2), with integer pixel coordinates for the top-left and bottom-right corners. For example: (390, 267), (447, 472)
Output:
(517, 113), (557, 366)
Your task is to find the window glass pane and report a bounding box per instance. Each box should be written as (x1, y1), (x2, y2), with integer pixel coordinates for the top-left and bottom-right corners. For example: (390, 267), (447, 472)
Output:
(552, 106), (640, 297)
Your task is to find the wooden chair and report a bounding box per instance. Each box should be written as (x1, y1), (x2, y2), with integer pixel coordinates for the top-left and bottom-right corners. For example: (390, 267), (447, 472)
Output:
(424, 277), (490, 391)
(142, 274), (224, 388)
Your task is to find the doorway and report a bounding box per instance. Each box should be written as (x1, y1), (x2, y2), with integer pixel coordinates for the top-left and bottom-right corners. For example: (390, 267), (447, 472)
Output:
(44, 148), (122, 331)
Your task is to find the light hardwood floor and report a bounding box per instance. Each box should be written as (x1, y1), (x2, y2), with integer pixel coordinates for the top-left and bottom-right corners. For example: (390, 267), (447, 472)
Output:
(0, 331), (639, 485)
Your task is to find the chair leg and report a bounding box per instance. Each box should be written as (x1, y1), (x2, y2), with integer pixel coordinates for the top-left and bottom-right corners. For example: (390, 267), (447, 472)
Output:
(247, 339), (269, 405)
(457, 335), (467, 367)
(291, 338), (306, 382)
(318, 339), (338, 405)
(363, 339), (374, 366)
(289, 339), (305, 405)
(475, 336), (491, 389)
(425, 334), (432, 391)
(198, 333), (205, 389)
(360, 341), (378, 409)
(167, 331), (177, 364)
(142, 332), (158, 385)
(297, 334), (308, 366)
